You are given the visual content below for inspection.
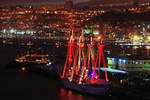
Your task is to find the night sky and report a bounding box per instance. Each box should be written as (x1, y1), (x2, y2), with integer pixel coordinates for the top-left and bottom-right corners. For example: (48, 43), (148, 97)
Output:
(0, 0), (149, 6)
(0, 0), (90, 5)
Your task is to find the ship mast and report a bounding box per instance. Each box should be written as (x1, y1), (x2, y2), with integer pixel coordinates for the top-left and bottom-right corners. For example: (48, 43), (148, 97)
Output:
(61, 13), (109, 84)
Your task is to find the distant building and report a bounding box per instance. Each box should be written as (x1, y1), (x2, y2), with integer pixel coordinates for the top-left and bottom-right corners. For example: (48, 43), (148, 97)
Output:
(107, 57), (150, 72)
(64, 0), (73, 10)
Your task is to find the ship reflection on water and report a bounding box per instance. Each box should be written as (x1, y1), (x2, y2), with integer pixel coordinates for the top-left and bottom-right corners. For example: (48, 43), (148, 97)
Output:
(59, 88), (105, 100)
(59, 88), (85, 100)
(0, 40), (150, 100)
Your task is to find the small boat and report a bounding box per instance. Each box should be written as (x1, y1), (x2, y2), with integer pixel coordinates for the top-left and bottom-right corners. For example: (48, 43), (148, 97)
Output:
(7, 54), (53, 72)
(15, 54), (51, 66)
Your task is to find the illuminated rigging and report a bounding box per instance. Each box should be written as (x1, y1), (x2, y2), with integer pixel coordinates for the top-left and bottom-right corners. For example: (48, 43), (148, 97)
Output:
(61, 12), (109, 85)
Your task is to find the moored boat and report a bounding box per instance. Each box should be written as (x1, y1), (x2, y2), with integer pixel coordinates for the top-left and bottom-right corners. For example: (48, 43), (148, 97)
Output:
(8, 53), (53, 71)
(14, 54), (52, 66)
(60, 33), (111, 96)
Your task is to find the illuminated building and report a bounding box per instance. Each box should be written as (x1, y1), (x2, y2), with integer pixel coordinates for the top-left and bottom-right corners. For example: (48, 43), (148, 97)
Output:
(107, 57), (150, 72)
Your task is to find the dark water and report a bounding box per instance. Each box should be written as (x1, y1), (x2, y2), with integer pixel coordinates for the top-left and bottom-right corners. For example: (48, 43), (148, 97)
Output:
(0, 44), (149, 100)
(0, 45), (105, 100)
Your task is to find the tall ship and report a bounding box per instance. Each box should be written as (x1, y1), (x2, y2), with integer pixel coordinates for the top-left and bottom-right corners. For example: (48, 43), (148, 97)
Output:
(57, 11), (112, 95)
(60, 31), (111, 95)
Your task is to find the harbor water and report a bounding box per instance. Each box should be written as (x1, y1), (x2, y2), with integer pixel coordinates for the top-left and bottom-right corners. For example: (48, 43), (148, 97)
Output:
(0, 41), (150, 100)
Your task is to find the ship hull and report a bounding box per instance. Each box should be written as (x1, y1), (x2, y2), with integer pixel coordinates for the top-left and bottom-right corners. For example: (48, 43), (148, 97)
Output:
(61, 79), (111, 96)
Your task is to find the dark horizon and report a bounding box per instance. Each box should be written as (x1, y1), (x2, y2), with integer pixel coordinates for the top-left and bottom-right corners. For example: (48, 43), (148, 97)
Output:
(0, 0), (150, 6)
(0, 0), (89, 6)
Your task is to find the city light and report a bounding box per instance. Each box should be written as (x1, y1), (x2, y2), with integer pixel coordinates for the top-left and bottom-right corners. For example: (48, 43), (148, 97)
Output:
(130, 35), (143, 44)
(16, 31), (25, 34)
(10, 29), (15, 34)
(2, 29), (6, 33)
(97, 36), (101, 40)
(119, 59), (122, 62)
(84, 29), (91, 34)
(145, 35), (150, 43)
(21, 67), (26, 71)
(123, 59), (126, 63)
(146, 46), (150, 49)
(133, 46), (139, 49)
(93, 30), (99, 35)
